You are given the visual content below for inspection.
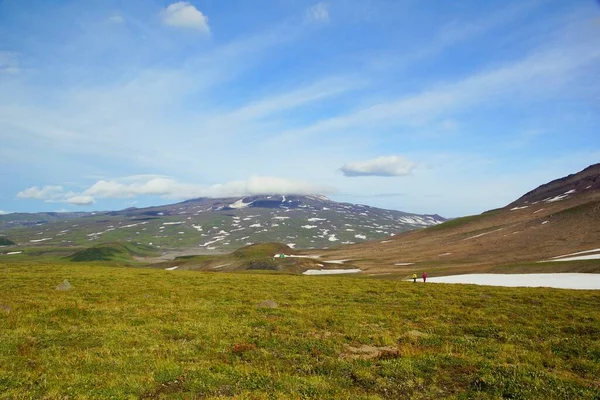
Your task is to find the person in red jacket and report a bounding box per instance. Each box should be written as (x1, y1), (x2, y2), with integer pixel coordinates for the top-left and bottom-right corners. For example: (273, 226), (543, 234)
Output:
(422, 271), (427, 282)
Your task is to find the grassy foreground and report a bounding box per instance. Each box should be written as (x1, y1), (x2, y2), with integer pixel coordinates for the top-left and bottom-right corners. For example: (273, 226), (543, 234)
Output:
(1, 264), (599, 399)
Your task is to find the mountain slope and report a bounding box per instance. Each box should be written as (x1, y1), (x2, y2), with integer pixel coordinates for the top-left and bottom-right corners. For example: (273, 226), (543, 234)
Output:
(1, 195), (445, 252)
(317, 164), (600, 275)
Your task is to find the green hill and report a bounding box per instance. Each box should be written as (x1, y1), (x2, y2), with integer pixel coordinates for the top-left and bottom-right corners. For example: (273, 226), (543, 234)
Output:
(67, 242), (156, 262)
(0, 237), (15, 246)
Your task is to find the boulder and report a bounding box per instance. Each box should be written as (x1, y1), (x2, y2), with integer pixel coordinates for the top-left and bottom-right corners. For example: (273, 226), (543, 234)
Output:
(55, 280), (73, 291)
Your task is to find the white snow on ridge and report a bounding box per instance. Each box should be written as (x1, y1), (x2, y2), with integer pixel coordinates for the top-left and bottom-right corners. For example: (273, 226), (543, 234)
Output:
(162, 221), (184, 225)
(542, 254), (600, 262)
(303, 269), (361, 275)
(165, 266), (179, 271)
(308, 217), (326, 222)
(463, 228), (503, 241)
(549, 248), (600, 259)
(355, 234), (367, 240)
(427, 273), (600, 290)
(301, 225), (317, 229)
(322, 259), (353, 264)
(394, 262), (414, 266)
(5, 251), (23, 255)
(510, 206), (529, 211)
(30, 238), (52, 243)
(273, 254), (321, 259)
(229, 198), (253, 209)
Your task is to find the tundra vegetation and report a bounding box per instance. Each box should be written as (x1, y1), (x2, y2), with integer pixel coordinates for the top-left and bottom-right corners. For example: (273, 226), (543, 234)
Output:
(1, 262), (599, 399)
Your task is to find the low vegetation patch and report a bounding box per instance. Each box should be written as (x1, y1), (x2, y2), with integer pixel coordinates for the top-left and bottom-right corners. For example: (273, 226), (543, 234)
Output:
(66, 242), (156, 262)
(425, 214), (485, 231)
(1, 263), (599, 398)
(232, 242), (294, 259)
(0, 237), (15, 246)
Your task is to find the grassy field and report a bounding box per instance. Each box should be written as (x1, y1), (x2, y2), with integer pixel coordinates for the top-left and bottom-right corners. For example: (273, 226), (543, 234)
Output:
(1, 263), (599, 399)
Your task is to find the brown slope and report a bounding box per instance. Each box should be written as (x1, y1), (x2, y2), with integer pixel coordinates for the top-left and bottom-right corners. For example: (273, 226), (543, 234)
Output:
(307, 166), (600, 277)
(507, 163), (600, 208)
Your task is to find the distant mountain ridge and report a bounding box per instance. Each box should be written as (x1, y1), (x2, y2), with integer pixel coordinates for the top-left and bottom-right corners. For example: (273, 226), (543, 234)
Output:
(1, 194), (446, 251)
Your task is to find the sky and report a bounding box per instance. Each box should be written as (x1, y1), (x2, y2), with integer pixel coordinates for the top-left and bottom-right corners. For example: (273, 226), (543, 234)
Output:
(1, 0), (599, 218)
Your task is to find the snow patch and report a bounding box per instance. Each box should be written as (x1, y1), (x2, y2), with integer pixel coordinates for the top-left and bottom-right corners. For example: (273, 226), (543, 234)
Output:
(427, 273), (600, 290)
(303, 269), (361, 275)
(229, 198), (253, 209)
(29, 238), (52, 243)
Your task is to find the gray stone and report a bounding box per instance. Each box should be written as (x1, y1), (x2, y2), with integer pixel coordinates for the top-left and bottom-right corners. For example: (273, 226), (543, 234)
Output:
(257, 300), (278, 309)
(56, 280), (73, 291)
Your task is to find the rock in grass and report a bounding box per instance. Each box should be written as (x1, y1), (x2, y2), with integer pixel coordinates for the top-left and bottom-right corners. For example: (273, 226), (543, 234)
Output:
(0, 304), (11, 313)
(404, 330), (428, 341)
(257, 300), (278, 309)
(55, 280), (73, 291)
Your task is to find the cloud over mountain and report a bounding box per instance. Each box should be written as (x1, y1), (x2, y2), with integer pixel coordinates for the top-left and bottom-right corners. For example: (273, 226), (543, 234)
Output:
(17, 176), (337, 206)
(341, 156), (416, 177)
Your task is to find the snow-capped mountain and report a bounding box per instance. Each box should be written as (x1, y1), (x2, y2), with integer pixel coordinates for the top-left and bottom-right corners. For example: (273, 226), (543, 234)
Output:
(1, 195), (445, 251)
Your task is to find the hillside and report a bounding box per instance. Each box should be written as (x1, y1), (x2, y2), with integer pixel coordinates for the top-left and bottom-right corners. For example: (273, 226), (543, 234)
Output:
(0, 195), (445, 253)
(66, 242), (157, 262)
(0, 237), (15, 246)
(315, 164), (600, 276)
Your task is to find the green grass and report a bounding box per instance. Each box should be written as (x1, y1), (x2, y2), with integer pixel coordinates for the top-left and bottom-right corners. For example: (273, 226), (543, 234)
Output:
(66, 242), (158, 262)
(425, 214), (485, 232)
(232, 243), (293, 259)
(1, 263), (599, 399)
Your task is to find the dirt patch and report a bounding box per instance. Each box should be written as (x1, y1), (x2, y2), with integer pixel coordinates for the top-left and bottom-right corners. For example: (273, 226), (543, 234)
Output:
(341, 344), (400, 360)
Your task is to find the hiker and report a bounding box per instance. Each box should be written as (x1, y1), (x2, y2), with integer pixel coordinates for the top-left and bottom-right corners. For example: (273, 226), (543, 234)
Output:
(422, 271), (427, 282)
(412, 273), (417, 283)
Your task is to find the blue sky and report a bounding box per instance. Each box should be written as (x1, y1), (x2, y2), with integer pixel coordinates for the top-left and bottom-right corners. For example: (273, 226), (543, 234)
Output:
(1, 0), (599, 217)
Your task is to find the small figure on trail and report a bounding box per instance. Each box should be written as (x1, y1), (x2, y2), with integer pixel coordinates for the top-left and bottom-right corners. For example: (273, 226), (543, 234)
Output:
(412, 273), (417, 283)
(422, 272), (427, 283)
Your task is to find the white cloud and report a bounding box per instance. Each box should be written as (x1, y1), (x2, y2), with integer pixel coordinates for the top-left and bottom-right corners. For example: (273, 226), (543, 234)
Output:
(341, 156), (416, 177)
(0, 210), (9, 215)
(17, 186), (64, 200)
(66, 195), (95, 205)
(161, 2), (210, 32)
(306, 3), (329, 23)
(107, 14), (125, 24)
(0, 52), (20, 74)
(83, 175), (336, 199)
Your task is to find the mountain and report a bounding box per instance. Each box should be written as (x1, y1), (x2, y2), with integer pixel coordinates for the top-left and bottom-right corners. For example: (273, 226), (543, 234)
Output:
(0, 195), (445, 252)
(506, 163), (600, 209)
(317, 164), (600, 276)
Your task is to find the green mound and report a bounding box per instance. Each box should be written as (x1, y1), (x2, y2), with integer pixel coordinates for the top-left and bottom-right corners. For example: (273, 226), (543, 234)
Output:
(67, 242), (156, 262)
(0, 237), (15, 246)
(232, 243), (294, 260)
